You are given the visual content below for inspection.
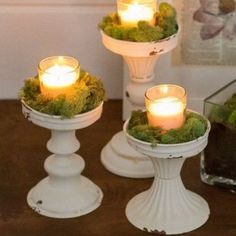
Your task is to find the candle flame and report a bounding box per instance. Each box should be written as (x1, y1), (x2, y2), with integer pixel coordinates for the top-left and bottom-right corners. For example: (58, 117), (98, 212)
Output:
(123, 3), (154, 21)
(119, 0), (155, 27)
(161, 85), (169, 94)
(58, 56), (64, 64)
(42, 65), (77, 88)
(38, 56), (80, 98)
(150, 97), (184, 116)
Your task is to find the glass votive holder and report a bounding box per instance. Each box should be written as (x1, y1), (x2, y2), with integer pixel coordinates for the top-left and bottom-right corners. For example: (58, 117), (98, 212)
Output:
(145, 84), (187, 131)
(38, 56), (80, 98)
(117, 0), (156, 27)
(201, 79), (236, 192)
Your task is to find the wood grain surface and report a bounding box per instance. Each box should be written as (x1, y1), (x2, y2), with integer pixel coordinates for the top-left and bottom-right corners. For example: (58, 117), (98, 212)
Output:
(0, 100), (235, 236)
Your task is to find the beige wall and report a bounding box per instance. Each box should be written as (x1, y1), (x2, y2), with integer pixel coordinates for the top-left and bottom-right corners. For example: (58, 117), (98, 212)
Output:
(0, 0), (234, 107)
(0, 0), (122, 99)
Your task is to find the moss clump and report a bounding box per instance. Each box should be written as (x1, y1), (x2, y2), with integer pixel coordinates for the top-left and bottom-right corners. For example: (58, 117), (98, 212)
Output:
(128, 111), (208, 146)
(20, 70), (106, 118)
(128, 110), (148, 129)
(208, 94), (236, 130)
(99, 2), (178, 42)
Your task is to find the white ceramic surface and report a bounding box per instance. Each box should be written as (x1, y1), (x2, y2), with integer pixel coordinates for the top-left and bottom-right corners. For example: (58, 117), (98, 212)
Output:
(101, 131), (154, 178)
(100, 31), (179, 178)
(101, 31), (179, 58)
(124, 117), (211, 234)
(22, 101), (103, 218)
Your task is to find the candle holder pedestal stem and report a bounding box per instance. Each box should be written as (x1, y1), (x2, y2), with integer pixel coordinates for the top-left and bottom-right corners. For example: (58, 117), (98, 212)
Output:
(124, 55), (158, 108)
(100, 32), (179, 178)
(124, 117), (211, 234)
(22, 102), (103, 219)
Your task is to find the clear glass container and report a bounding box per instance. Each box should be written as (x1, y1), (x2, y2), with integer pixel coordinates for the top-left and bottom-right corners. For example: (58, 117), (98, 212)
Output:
(145, 84), (187, 131)
(117, 0), (156, 27)
(38, 56), (80, 98)
(201, 79), (236, 192)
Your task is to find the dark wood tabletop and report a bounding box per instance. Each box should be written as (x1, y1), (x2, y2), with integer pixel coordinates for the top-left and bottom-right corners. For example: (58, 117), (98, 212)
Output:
(0, 100), (235, 236)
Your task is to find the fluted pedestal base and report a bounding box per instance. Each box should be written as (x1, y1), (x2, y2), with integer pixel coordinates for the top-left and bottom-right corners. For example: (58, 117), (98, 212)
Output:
(124, 116), (211, 234)
(126, 159), (209, 235)
(101, 131), (154, 178)
(27, 155), (103, 219)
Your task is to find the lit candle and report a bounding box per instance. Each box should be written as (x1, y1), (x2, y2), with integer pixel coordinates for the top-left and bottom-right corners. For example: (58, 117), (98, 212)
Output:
(38, 56), (80, 98)
(117, 0), (156, 27)
(145, 85), (186, 131)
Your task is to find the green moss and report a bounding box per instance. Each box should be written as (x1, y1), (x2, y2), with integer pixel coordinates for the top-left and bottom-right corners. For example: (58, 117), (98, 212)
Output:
(99, 2), (178, 42)
(228, 110), (236, 124)
(128, 111), (208, 146)
(208, 93), (236, 129)
(128, 110), (148, 129)
(20, 70), (106, 118)
(159, 2), (177, 18)
(129, 125), (161, 146)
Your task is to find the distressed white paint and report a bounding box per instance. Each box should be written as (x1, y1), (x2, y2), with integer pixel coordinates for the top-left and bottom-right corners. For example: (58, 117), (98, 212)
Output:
(101, 131), (154, 178)
(124, 118), (211, 234)
(22, 101), (103, 218)
(100, 31), (179, 178)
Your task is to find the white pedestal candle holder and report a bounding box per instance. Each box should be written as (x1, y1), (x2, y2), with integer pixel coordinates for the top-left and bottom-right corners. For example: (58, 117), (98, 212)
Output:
(100, 31), (179, 178)
(22, 101), (103, 219)
(123, 117), (211, 234)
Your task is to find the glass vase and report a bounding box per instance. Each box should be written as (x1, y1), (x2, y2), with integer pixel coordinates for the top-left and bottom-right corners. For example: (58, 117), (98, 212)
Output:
(201, 79), (236, 192)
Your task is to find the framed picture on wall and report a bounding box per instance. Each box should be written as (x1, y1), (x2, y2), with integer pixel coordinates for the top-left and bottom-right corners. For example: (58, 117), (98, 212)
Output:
(181, 0), (236, 65)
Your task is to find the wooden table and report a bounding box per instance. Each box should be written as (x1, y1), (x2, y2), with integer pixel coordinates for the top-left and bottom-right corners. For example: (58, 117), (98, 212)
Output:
(0, 100), (235, 236)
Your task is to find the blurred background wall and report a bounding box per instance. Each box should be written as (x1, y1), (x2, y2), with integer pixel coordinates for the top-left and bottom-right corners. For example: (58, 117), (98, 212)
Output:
(0, 0), (234, 114)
